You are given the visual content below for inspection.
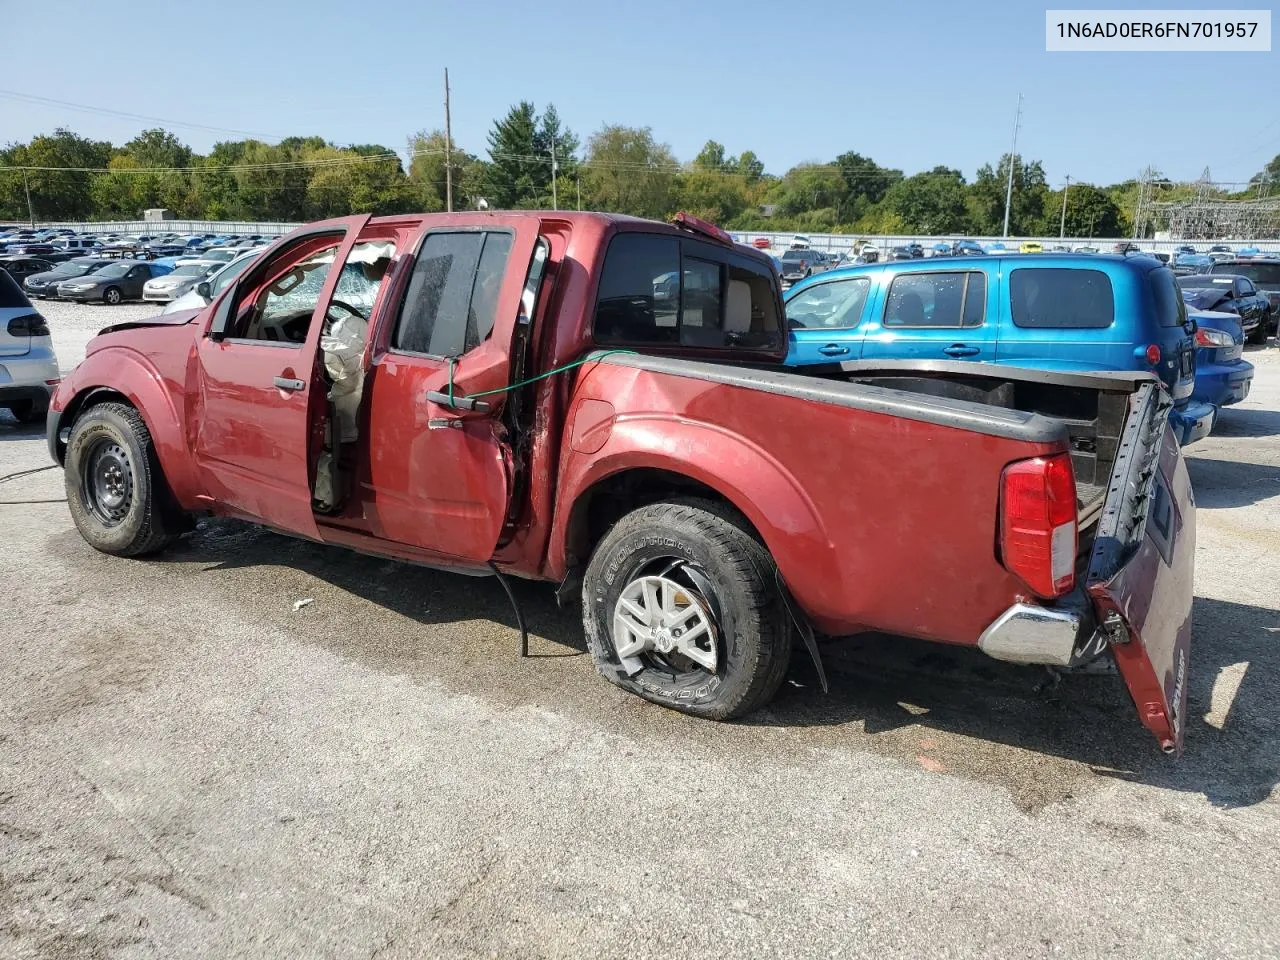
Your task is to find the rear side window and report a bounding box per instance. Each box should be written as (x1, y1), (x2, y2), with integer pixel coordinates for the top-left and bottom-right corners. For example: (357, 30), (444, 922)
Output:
(884, 271), (985, 327)
(0, 268), (32, 308)
(393, 231), (513, 356)
(1010, 268), (1115, 328)
(1147, 267), (1187, 329)
(594, 234), (782, 351)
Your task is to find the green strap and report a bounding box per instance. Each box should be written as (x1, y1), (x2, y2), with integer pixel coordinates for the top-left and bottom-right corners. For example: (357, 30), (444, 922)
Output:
(462, 349), (638, 399)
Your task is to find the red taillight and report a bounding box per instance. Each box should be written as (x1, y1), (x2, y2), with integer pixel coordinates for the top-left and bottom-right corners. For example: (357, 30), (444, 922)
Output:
(1144, 343), (1161, 365)
(1000, 453), (1077, 598)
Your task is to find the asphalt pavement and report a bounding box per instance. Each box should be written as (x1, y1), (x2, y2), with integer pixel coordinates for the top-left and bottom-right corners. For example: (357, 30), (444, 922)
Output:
(1, 303), (1278, 959)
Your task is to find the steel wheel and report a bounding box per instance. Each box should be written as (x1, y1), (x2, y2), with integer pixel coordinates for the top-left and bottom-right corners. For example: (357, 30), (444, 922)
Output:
(80, 437), (134, 526)
(612, 558), (721, 677)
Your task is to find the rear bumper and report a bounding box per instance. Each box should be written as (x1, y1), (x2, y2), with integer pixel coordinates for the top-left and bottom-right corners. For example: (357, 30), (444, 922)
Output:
(1191, 358), (1253, 409)
(978, 591), (1094, 666)
(1169, 398), (1215, 445)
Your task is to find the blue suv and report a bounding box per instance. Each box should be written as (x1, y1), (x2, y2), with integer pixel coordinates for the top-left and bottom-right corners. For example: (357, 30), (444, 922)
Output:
(783, 254), (1214, 444)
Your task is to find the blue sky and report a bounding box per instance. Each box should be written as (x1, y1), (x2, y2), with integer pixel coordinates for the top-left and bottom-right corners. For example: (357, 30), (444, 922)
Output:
(4, 0), (1277, 187)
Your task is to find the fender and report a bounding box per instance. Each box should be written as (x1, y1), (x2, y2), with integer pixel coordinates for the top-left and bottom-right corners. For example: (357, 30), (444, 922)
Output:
(49, 346), (205, 509)
(549, 411), (840, 617)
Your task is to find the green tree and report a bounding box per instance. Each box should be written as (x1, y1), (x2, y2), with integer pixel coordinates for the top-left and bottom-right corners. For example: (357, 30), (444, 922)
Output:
(774, 164), (846, 224)
(1250, 154), (1280, 192)
(694, 140), (727, 169)
(0, 128), (112, 221)
(580, 125), (677, 219)
(734, 150), (764, 184)
(482, 102), (576, 209)
(969, 154), (1049, 235)
(881, 167), (970, 234)
(1047, 182), (1125, 237)
(835, 151), (900, 220)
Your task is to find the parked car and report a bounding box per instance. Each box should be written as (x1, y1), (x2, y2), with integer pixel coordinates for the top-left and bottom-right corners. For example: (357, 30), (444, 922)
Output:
(142, 261), (222, 303)
(0, 269), (60, 424)
(1188, 309), (1253, 414)
(751, 237), (771, 249)
(50, 238), (102, 255)
(45, 210), (1194, 753)
(951, 240), (984, 256)
(1173, 253), (1212, 276)
(783, 253), (1215, 444)
(1176, 274), (1270, 344)
(56, 259), (173, 304)
(1174, 245), (1197, 257)
(778, 248), (829, 288)
(1112, 242), (1140, 254)
(888, 245), (915, 261)
(180, 247), (240, 267)
(0, 256), (56, 285)
(1019, 241), (1044, 254)
(22, 257), (111, 298)
(1206, 259), (1280, 341)
(1073, 245), (1099, 254)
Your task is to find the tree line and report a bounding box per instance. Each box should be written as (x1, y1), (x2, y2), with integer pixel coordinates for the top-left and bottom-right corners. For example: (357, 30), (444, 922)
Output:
(3, 103), (1277, 236)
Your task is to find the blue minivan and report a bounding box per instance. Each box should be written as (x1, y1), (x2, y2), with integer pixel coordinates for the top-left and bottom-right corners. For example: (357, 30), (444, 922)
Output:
(783, 254), (1214, 444)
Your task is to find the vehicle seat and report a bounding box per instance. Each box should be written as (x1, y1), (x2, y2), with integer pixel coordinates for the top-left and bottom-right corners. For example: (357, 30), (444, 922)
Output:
(725, 279), (752, 334)
(890, 290), (926, 326)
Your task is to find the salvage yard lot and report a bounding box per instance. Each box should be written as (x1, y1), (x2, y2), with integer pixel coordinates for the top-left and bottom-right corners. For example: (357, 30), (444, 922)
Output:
(2, 301), (1278, 958)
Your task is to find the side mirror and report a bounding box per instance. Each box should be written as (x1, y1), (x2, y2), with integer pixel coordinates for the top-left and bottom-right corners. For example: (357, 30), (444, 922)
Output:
(1185, 316), (1197, 335)
(196, 281), (211, 299)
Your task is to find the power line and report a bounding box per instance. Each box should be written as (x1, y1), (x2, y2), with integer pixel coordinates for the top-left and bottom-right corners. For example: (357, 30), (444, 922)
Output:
(0, 89), (288, 143)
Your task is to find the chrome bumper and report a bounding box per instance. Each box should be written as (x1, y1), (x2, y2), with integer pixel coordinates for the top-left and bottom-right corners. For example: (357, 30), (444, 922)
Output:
(978, 594), (1093, 666)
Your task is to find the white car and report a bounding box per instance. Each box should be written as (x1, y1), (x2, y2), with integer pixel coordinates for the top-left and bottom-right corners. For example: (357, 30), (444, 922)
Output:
(162, 249), (262, 314)
(0, 269), (61, 423)
(175, 247), (244, 268)
(142, 261), (223, 303)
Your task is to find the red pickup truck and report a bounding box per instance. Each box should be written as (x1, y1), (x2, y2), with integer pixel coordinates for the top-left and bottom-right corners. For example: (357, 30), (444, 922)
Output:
(47, 211), (1195, 753)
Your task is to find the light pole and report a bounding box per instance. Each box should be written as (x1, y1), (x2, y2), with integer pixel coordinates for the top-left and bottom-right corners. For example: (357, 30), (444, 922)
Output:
(1059, 175), (1070, 238)
(550, 138), (558, 210)
(1002, 93), (1023, 238)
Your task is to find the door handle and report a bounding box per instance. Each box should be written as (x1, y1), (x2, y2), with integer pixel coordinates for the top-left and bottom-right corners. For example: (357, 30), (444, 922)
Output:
(943, 344), (980, 358)
(818, 344), (850, 356)
(273, 376), (305, 391)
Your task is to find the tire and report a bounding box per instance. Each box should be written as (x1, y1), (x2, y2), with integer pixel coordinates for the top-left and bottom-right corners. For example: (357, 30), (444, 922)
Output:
(64, 402), (180, 557)
(7, 400), (39, 424)
(582, 499), (793, 720)
(1248, 314), (1270, 345)
(103, 286), (122, 305)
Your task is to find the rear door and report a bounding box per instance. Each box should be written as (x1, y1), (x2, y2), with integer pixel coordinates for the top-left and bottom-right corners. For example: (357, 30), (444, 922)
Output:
(360, 215), (545, 562)
(860, 267), (995, 361)
(785, 274), (873, 364)
(192, 215), (370, 538)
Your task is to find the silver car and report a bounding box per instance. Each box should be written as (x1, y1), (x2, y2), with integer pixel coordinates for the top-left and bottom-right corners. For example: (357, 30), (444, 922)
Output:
(162, 249), (263, 314)
(142, 261), (222, 303)
(0, 269), (61, 424)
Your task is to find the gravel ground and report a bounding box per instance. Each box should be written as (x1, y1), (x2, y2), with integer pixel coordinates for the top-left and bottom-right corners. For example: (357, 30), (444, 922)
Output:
(1, 305), (1278, 959)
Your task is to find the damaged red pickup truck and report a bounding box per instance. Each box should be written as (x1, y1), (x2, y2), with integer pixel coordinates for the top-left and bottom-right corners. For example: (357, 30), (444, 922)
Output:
(47, 211), (1195, 752)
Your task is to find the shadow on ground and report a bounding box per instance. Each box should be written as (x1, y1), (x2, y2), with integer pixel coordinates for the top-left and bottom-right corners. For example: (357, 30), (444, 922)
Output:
(140, 518), (1280, 812)
(1210, 404), (1280, 440)
(1186, 456), (1280, 508)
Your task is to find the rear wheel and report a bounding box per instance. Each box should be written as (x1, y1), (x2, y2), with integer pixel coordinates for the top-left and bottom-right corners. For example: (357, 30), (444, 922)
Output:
(582, 499), (793, 720)
(64, 402), (180, 556)
(103, 286), (122, 305)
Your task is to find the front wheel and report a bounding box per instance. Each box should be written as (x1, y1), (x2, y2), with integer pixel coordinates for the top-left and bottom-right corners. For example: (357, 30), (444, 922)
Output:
(103, 286), (122, 305)
(582, 499), (793, 720)
(64, 402), (180, 556)
(1247, 315), (1270, 345)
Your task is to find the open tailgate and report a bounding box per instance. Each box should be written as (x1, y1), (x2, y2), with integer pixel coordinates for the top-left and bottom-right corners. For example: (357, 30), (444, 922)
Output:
(1085, 382), (1196, 755)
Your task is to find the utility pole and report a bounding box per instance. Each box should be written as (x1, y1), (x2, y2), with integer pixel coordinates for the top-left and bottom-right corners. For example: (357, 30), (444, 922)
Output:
(550, 138), (558, 210)
(443, 68), (453, 212)
(1002, 93), (1023, 238)
(576, 177), (581, 211)
(1059, 175), (1070, 238)
(22, 169), (34, 226)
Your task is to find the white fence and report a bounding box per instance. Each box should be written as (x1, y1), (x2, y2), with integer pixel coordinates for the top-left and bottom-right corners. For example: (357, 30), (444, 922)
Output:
(6, 219), (1280, 255)
(729, 232), (1280, 257)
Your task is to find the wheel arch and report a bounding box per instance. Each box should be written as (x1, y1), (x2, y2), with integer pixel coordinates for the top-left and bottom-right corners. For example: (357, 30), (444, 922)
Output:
(551, 440), (838, 604)
(50, 350), (200, 506)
